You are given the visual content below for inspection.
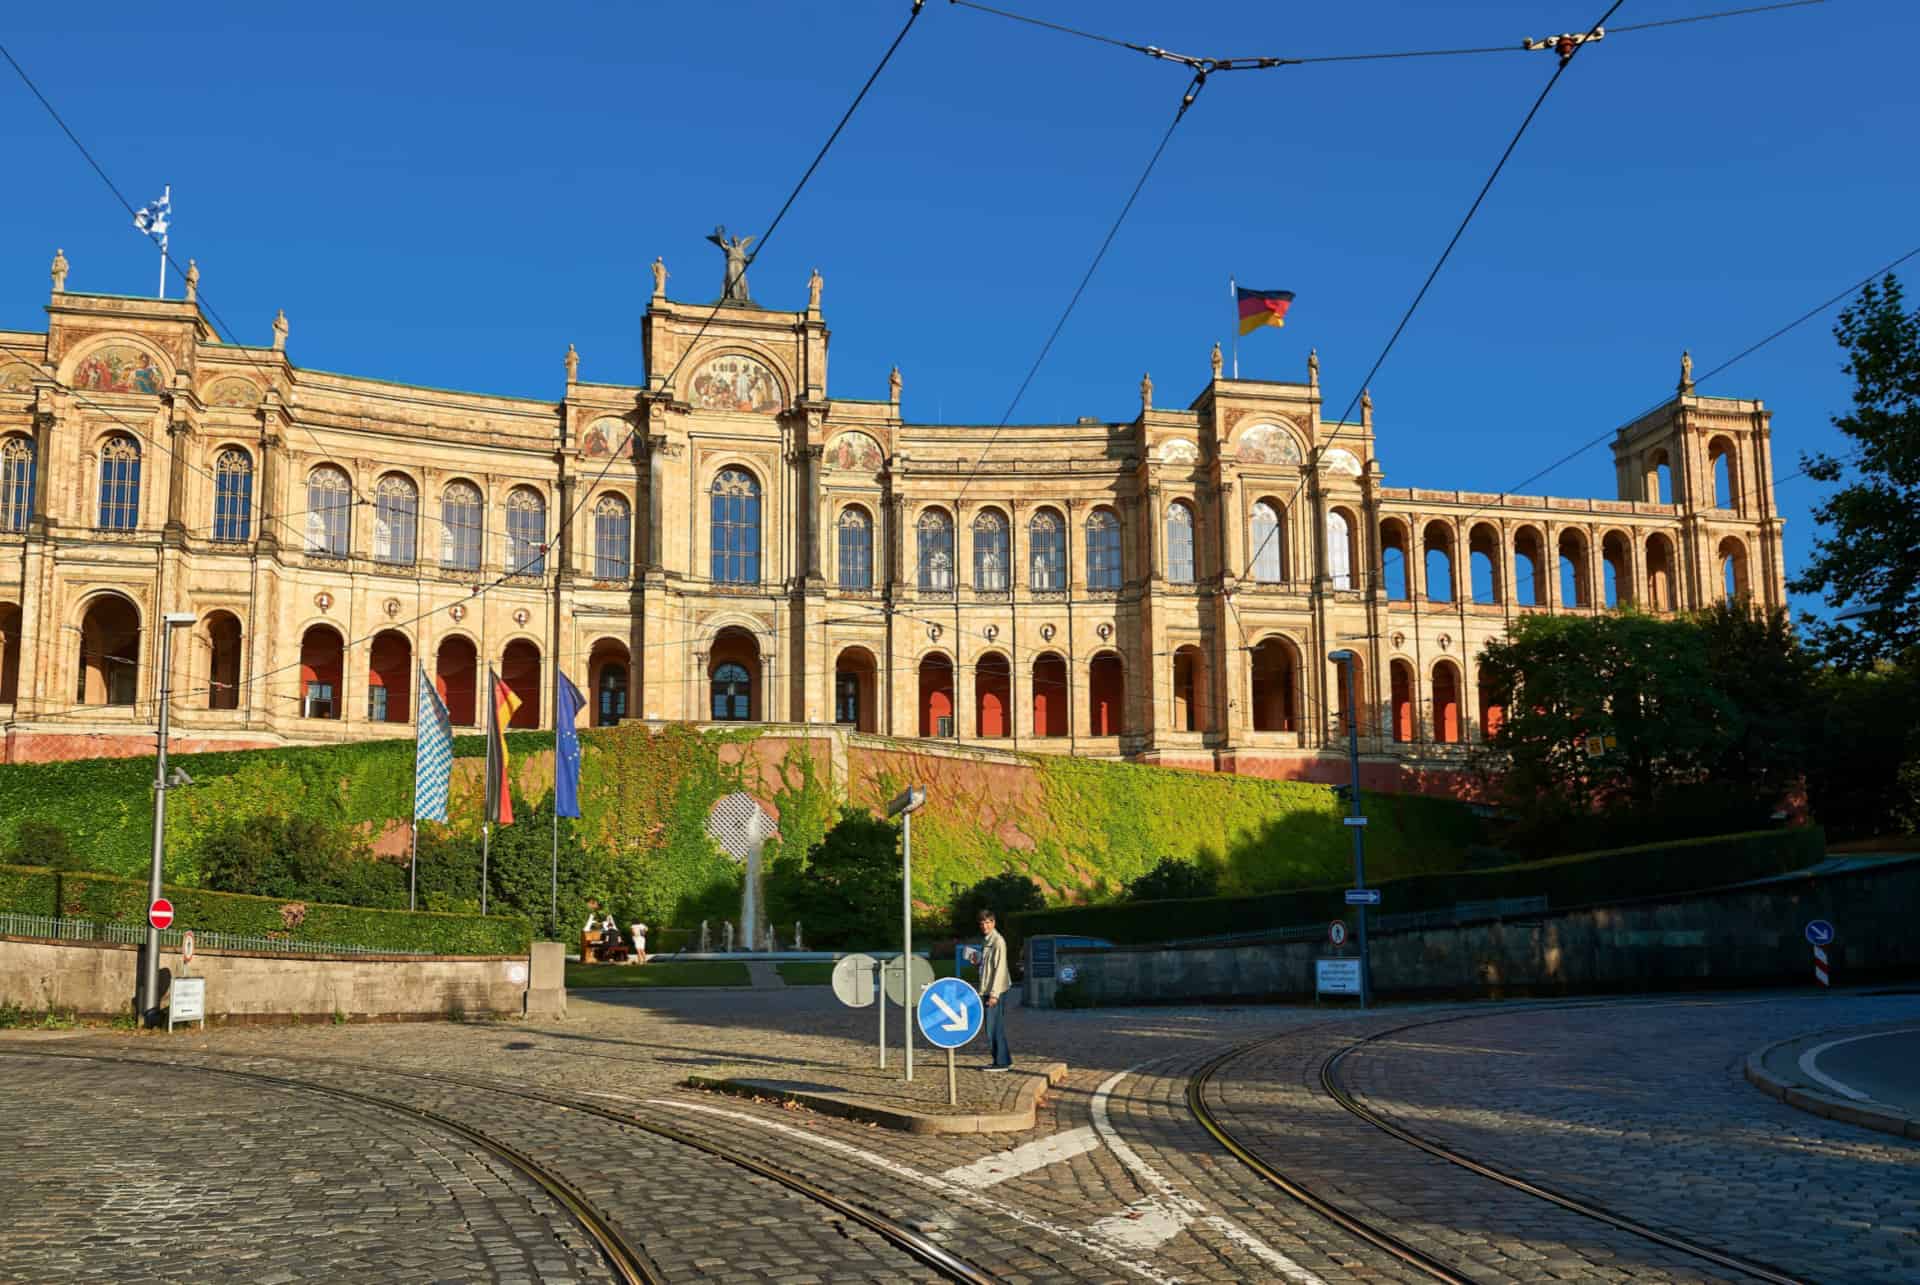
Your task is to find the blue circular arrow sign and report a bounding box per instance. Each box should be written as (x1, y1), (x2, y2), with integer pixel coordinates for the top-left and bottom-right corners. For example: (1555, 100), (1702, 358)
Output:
(916, 977), (983, 1049)
(1804, 919), (1835, 946)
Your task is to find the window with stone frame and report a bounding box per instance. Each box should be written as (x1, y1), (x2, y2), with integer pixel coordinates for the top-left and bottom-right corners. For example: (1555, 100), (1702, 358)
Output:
(1085, 507), (1122, 589)
(837, 505), (872, 590)
(593, 493), (631, 581)
(917, 508), (955, 590)
(305, 466), (352, 556)
(212, 448), (253, 543)
(1165, 500), (1196, 584)
(0, 435), (34, 533)
(710, 468), (761, 585)
(97, 434), (141, 531)
(441, 480), (484, 570)
(1250, 500), (1284, 583)
(506, 486), (547, 576)
(1029, 508), (1066, 590)
(973, 509), (1009, 590)
(374, 473), (418, 565)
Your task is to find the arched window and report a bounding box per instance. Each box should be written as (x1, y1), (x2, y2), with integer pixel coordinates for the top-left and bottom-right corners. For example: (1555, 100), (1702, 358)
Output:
(711, 661), (751, 721)
(1029, 508), (1065, 590)
(1424, 523), (1454, 603)
(1085, 508), (1122, 590)
(1326, 509), (1353, 590)
(973, 509), (1009, 591)
(211, 448), (252, 543)
(97, 434), (141, 531)
(837, 505), (872, 590)
(305, 466), (352, 556)
(593, 494), (631, 580)
(1381, 522), (1410, 600)
(1165, 501), (1195, 584)
(505, 487), (547, 576)
(1, 435), (35, 533)
(1250, 500), (1284, 583)
(1709, 439), (1738, 509)
(374, 473), (418, 565)
(441, 480), (483, 570)
(597, 663), (628, 726)
(917, 507), (955, 590)
(710, 468), (761, 584)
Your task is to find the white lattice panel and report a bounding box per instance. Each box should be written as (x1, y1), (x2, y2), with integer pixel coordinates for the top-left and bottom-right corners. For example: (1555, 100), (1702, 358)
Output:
(706, 792), (776, 862)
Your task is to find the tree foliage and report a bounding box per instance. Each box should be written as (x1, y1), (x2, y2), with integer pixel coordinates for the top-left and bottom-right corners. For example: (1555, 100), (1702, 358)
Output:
(1121, 856), (1221, 902)
(770, 807), (902, 949)
(1805, 662), (1920, 838)
(948, 871), (1047, 937)
(1791, 272), (1920, 666)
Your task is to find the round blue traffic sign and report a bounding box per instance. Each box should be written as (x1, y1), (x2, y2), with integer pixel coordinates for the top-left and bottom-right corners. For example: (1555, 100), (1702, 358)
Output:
(916, 977), (983, 1050)
(1804, 920), (1835, 946)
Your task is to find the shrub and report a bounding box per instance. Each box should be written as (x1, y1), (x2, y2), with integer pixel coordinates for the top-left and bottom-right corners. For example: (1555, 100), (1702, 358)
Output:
(949, 872), (1046, 938)
(772, 808), (902, 949)
(1122, 857), (1221, 902)
(197, 813), (404, 909)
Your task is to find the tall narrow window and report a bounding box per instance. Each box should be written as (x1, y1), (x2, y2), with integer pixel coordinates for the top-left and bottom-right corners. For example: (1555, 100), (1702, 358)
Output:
(0, 435), (35, 533)
(1085, 508), (1122, 590)
(1029, 508), (1065, 590)
(973, 509), (1009, 590)
(1166, 501), (1195, 585)
(212, 448), (253, 543)
(711, 662), (751, 720)
(593, 494), (631, 580)
(441, 480), (483, 570)
(305, 466), (352, 556)
(837, 506), (872, 590)
(1326, 510), (1353, 590)
(97, 434), (141, 531)
(917, 508), (954, 590)
(597, 664), (627, 725)
(374, 473), (418, 565)
(710, 468), (761, 584)
(1250, 501), (1283, 583)
(506, 487), (547, 576)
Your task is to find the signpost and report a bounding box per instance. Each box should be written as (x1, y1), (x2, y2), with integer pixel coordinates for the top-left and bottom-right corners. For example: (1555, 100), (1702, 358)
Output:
(1058, 964), (1078, 986)
(1328, 648), (1372, 1008)
(148, 898), (174, 931)
(168, 976), (205, 1031)
(1343, 889), (1381, 906)
(887, 786), (927, 1081)
(832, 952), (881, 1066)
(916, 977), (984, 1106)
(1316, 958), (1363, 998)
(1327, 921), (1348, 948)
(1806, 921), (1835, 989)
(882, 954), (935, 1006)
(181, 930), (194, 970)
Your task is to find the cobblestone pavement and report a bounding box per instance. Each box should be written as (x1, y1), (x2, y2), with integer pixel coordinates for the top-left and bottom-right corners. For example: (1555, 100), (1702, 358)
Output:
(8, 988), (1916, 1282)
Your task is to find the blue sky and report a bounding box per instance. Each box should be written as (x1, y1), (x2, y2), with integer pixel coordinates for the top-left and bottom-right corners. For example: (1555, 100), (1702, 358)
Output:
(2, 1), (1913, 615)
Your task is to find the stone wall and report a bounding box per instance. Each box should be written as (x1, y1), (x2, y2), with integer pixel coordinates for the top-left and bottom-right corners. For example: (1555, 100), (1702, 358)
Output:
(1046, 858), (1920, 1005)
(0, 936), (557, 1023)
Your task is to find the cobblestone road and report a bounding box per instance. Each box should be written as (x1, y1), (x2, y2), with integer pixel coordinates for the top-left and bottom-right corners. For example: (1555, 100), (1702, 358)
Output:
(5, 987), (1914, 1283)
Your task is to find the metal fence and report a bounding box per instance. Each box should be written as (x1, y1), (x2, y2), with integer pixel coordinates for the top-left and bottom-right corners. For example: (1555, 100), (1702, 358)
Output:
(1158, 896), (1551, 950)
(0, 912), (434, 957)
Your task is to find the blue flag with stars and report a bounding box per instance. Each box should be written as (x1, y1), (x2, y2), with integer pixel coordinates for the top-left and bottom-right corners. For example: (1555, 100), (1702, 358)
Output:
(554, 672), (586, 819)
(413, 665), (452, 823)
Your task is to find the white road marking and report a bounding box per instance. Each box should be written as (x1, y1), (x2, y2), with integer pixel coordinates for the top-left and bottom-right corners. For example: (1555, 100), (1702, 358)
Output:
(1092, 1064), (1326, 1284)
(1799, 1026), (1920, 1103)
(644, 1096), (1178, 1284)
(941, 1125), (1102, 1189)
(1093, 1201), (1191, 1251)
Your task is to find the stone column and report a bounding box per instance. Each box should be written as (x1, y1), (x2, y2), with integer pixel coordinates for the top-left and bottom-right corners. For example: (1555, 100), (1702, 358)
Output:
(802, 442), (823, 583)
(163, 406), (190, 544)
(644, 433), (666, 572)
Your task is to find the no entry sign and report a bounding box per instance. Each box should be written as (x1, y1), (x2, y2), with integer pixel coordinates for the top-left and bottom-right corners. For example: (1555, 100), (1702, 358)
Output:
(148, 898), (174, 931)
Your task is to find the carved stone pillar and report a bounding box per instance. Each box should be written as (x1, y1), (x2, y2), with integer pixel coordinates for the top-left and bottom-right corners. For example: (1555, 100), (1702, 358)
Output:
(802, 443), (824, 583)
(645, 433), (667, 572)
(163, 406), (190, 543)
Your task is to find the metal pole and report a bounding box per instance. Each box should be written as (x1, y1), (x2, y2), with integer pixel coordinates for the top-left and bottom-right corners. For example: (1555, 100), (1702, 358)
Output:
(902, 810), (913, 1082)
(948, 1047), (957, 1107)
(481, 822), (490, 916)
(877, 956), (887, 1069)
(1343, 659), (1370, 1010)
(140, 622), (177, 1026)
(409, 820), (418, 913)
(1229, 276), (1239, 380)
(551, 660), (560, 938)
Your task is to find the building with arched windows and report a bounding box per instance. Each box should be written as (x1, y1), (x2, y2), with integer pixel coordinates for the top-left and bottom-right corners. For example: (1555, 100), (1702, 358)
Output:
(0, 252), (1787, 779)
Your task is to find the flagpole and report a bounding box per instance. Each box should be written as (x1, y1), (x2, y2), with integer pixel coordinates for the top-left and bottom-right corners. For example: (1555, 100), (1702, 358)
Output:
(550, 657), (560, 938)
(157, 185), (169, 300)
(409, 667), (419, 913)
(482, 822), (490, 916)
(1229, 276), (1239, 380)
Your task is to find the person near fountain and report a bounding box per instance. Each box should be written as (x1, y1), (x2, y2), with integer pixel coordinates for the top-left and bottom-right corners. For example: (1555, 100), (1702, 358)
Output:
(978, 909), (1014, 1071)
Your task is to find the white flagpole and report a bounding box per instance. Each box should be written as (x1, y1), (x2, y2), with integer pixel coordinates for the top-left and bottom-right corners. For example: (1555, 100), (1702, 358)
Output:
(1229, 276), (1239, 380)
(157, 185), (169, 300)
(482, 822), (490, 916)
(550, 659), (560, 938)
(409, 666), (419, 913)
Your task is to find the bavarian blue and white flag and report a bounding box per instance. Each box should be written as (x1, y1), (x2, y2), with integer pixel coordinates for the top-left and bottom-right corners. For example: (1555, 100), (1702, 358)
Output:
(133, 187), (171, 244)
(414, 664), (453, 823)
(554, 672), (586, 819)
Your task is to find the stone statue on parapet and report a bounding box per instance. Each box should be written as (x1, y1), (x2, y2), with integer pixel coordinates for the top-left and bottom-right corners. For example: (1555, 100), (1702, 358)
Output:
(185, 260), (200, 303)
(565, 343), (579, 382)
(889, 365), (902, 405)
(808, 267), (823, 312)
(50, 248), (68, 293)
(272, 309), (289, 351)
(1679, 349), (1694, 394)
(652, 256), (668, 299)
(1308, 347), (1319, 388)
(706, 226), (756, 304)
(1210, 342), (1222, 379)
(1140, 371), (1153, 412)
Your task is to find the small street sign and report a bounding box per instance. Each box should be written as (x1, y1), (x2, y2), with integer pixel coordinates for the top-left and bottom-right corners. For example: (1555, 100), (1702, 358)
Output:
(168, 976), (206, 1031)
(1058, 964), (1078, 985)
(1804, 920), (1835, 946)
(1328, 921), (1348, 947)
(1344, 889), (1381, 906)
(181, 930), (194, 969)
(917, 977), (984, 1050)
(1342, 816), (1369, 828)
(881, 954), (935, 1007)
(1316, 958), (1363, 996)
(148, 898), (174, 931)
(833, 953), (878, 1008)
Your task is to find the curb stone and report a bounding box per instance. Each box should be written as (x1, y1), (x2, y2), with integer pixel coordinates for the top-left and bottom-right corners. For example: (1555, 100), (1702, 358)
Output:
(686, 1061), (1069, 1134)
(1744, 1045), (1920, 1142)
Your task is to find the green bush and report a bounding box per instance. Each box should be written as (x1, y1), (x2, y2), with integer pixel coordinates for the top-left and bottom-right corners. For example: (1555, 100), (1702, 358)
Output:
(1007, 827), (1825, 955)
(1123, 856), (1221, 902)
(198, 814), (406, 909)
(772, 808), (902, 949)
(0, 863), (529, 955)
(2, 821), (82, 871)
(948, 872), (1047, 938)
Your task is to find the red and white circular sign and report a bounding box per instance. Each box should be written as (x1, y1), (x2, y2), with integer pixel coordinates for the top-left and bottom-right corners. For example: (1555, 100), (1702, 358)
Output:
(181, 930), (195, 966)
(148, 898), (174, 931)
(1328, 920), (1348, 948)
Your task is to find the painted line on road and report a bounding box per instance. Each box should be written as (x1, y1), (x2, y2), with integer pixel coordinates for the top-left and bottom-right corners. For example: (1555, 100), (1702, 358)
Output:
(941, 1125), (1102, 1189)
(642, 1096), (1177, 1284)
(1092, 1064), (1326, 1284)
(1799, 1026), (1920, 1103)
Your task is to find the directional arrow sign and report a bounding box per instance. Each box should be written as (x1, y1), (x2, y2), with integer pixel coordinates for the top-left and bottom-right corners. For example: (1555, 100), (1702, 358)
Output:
(1344, 889), (1381, 906)
(916, 977), (983, 1050)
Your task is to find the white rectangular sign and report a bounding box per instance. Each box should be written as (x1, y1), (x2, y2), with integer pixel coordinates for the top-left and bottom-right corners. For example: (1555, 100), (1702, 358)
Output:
(1315, 957), (1363, 996)
(169, 976), (206, 1028)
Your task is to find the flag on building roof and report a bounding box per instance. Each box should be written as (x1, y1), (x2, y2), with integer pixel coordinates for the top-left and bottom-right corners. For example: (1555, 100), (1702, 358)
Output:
(413, 665), (452, 823)
(554, 672), (586, 820)
(486, 667), (522, 826)
(1236, 286), (1294, 335)
(133, 188), (171, 244)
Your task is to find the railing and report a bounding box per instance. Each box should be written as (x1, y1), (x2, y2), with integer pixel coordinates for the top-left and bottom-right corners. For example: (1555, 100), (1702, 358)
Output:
(1154, 895), (1550, 950)
(0, 911), (437, 957)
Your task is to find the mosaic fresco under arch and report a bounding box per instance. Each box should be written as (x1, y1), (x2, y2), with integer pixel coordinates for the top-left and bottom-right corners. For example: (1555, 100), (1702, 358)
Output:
(581, 418), (633, 460)
(826, 431), (883, 473)
(0, 361), (33, 391)
(1237, 423), (1302, 466)
(206, 377), (261, 407)
(1324, 447), (1363, 476)
(691, 353), (782, 414)
(1158, 438), (1200, 464)
(73, 345), (166, 394)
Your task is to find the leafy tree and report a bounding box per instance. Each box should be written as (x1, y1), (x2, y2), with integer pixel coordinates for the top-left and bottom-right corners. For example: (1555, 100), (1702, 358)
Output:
(1694, 602), (1816, 805)
(1805, 662), (1920, 839)
(1121, 856), (1220, 902)
(948, 871), (1046, 938)
(415, 793), (612, 936)
(1791, 273), (1920, 666)
(770, 807), (901, 949)
(196, 814), (402, 907)
(3, 821), (83, 871)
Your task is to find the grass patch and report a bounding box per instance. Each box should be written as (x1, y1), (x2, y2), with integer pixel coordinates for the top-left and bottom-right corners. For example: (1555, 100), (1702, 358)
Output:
(566, 960), (751, 989)
(775, 956), (960, 986)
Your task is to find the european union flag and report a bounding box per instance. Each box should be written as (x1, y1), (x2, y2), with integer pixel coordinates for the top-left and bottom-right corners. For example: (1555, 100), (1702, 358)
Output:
(555, 672), (586, 819)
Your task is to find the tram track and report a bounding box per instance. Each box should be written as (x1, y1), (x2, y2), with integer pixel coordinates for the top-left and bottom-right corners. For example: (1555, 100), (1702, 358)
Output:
(0, 1045), (995, 1285)
(1189, 1000), (1811, 1285)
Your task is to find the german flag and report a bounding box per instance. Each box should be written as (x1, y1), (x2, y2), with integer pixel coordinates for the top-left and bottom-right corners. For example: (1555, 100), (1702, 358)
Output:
(485, 667), (523, 826)
(1237, 287), (1295, 336)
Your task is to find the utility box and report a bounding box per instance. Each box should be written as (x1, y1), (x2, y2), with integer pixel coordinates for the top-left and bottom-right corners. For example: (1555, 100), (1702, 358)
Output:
(1023, 934), (1112, 1007)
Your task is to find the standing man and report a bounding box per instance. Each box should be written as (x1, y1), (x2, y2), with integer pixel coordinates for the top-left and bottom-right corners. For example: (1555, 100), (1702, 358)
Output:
(978, 909), (1013, 1072)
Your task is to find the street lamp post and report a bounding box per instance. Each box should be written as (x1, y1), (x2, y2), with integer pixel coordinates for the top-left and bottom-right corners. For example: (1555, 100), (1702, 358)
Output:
(887, 785), (927, 1081)
(1327, 649), (1370, 1009)
(141, 612), (197, 1026)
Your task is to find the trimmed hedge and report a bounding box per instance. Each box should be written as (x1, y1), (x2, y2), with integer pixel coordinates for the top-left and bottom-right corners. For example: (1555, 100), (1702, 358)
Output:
(0, 863), (531, 955)
(1006, 826), (1826, 954)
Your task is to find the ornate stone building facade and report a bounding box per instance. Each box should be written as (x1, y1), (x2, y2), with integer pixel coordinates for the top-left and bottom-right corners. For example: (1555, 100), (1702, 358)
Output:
(0, 252), (1787, 777)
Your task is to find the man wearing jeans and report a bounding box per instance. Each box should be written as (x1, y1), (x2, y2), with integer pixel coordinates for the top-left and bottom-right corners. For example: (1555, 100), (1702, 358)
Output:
(978, 909), (1013, 1071)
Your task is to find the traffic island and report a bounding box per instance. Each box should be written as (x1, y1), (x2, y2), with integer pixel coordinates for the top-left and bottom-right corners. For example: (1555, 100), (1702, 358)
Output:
(1746, 1023), (1920, 1141)
(686, 1060), (1069, 1133)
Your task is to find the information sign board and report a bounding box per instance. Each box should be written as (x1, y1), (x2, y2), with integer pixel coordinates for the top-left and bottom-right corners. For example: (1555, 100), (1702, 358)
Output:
(833, 953), (878, 1008)
(168, 977), (206, 1030)
(881, 954), (935, 1006)
(1030, 937), (1056, 980)
(1315, 958), (1363, 996)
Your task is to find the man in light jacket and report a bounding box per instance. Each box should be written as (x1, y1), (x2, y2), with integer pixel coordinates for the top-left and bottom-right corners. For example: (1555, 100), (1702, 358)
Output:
(977, 909), (1014, 1071)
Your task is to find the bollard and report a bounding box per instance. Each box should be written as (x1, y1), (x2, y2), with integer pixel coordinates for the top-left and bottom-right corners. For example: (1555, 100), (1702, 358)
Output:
(1814, 943), (1830, 989)
(723, 921), (734, 953)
